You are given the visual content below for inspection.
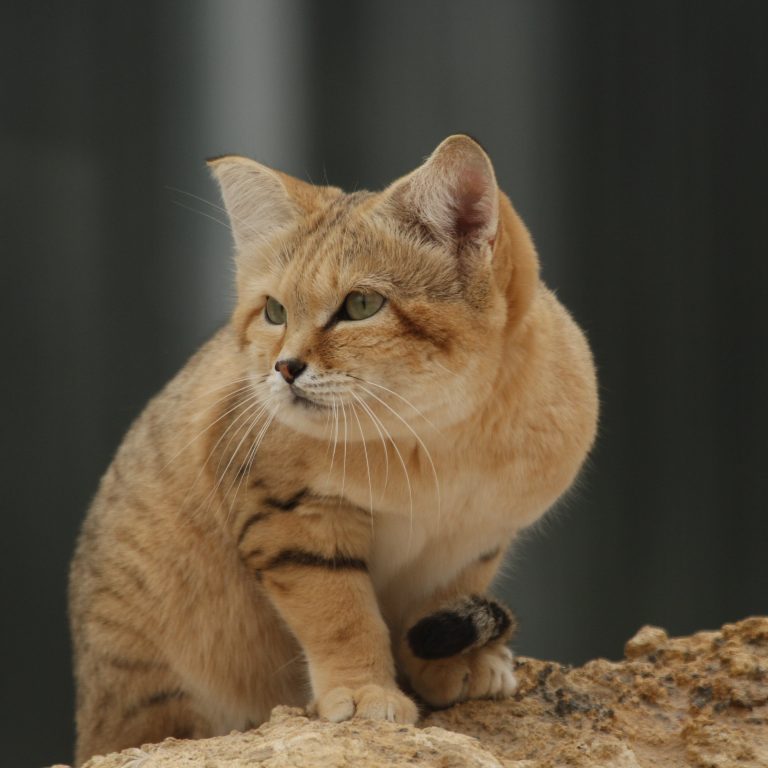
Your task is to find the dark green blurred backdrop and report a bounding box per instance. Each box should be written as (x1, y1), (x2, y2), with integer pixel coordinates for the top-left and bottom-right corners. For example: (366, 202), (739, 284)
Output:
(2, 2), (766, 766)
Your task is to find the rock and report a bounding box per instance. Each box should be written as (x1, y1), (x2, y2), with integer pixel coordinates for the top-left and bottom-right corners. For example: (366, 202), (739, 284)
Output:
(70, 616), (767, 768)
(80, 708), (502, 767)
(624, 624), (669, 659)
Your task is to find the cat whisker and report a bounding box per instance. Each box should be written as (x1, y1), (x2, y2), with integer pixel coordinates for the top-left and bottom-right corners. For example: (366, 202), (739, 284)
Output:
(350, 399), (375, 536)
(270, 652), (304, 678)
(213, 393), (276, 496)
(323, 399), (334, 458)
(354, 395), (414, 550)
(186, 375), (267, 406)
(225, 403), (279, 524)
(210, 393), (270, 485)
(178, 391), (266, 515)
(328, 395), (340, 478)
(166, 186), (230, 216)
(325, 400), (339, 457)
(158, 381), (260, 472)
(205, 399), (275, 523)
(169, 189), (293, 270)
(167, 188), (290, 263)
(193, 395), (273, 522)
(169, 198), (234, 232)
(225, 411), (265, 516)
(433, 360), (461, 379)
(345, 374), (443, 435)
(339, 399), (349, 506)
(357, 385), (442, 531)
(351, 391), (389, 498)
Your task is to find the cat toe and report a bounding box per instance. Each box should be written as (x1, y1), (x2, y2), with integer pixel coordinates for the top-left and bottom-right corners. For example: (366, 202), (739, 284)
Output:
(467, 644), (518, 699)
(408, 657), (473, 708)
(354, 684), (419, 723)
(315, 686), (356, 722)
(315, 684), (418, 724)
(407, 644), (517, 708)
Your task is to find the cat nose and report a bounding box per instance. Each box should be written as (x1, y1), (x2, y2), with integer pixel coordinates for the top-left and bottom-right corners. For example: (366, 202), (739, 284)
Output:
(275, 358), (307, 384)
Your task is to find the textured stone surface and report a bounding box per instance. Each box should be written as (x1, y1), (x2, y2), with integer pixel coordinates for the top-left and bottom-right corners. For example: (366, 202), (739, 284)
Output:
(428, 617), (768, 767)
(72, 617), (767, 768)
(80, 711), (502, 768)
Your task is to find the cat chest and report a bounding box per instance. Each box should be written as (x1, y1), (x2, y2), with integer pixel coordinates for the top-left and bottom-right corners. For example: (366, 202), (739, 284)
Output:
(366, 478), (516, 591)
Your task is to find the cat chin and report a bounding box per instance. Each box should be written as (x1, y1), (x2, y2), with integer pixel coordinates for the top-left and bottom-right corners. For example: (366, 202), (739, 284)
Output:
(272, 398), (342, 439)
(290, 392), (328, 411)
(271, 397), (403, 443)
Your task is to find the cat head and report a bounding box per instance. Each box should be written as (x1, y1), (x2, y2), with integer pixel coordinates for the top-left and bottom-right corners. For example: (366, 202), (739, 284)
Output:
(209, 135), (538, 441)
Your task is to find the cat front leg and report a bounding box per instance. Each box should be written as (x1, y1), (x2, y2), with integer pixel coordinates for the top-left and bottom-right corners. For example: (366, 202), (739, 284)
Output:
(234, 493), (418, 724)
(396, 546), (518, 708)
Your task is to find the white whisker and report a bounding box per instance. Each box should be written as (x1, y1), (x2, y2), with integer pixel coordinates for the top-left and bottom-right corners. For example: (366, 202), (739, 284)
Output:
(159, 381), (260, 472)
(168, 186), (298, 271)
(347, 374), (442, 435)
(179, 392), (265, 514)
(351, 391), (389, 497)
(355, 395), (413, 549)
(225, 404), (279, 523)
(323, 398), (334, 458)
(186, 376), (262, 405)
(350, 400), (375, 536)
(169, 199), (233, 232)
(195, 397), (273, 520)
(213, 397), (275, 503)
(339, 399), (348, 504)
(270, 652), (304, 678)
(328, 395), (340, 478)
(357, 384), (442, 530)
(433, 360), (461, 379)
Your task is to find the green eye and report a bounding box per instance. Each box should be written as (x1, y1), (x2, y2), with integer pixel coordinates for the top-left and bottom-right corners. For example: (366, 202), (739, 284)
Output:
(264, 296), (287, 325)
(343, 291), (385, 321)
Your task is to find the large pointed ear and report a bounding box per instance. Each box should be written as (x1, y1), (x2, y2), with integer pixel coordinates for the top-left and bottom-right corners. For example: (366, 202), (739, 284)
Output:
(382, 135), (499, 249)
(207, 155), (304, 254)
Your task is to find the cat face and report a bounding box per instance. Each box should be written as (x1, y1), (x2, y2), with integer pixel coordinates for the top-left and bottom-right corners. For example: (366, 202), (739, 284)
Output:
(211, 136), (517, 442)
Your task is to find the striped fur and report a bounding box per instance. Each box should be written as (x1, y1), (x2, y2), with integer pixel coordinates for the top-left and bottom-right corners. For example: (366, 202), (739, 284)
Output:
(69, 136), (598, 764)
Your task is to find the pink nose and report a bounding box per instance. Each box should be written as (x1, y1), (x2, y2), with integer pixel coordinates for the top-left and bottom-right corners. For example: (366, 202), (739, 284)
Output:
(275, 358), (306, 384)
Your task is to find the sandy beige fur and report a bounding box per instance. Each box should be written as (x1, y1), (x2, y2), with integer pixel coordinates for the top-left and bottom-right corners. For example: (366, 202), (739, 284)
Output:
(69, 135), (598, 765)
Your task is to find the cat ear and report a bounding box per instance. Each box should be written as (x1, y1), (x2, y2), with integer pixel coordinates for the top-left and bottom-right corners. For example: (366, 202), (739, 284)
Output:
(383, 134), (499, 249)
(207, 155), (301, 253)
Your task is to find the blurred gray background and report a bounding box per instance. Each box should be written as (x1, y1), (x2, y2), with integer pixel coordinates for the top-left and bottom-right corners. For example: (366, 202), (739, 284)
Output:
(2, 1), (767, 765)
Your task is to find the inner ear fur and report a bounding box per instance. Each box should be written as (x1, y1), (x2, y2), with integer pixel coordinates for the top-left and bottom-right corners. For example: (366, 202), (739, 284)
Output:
(381, 135), (500, 249)
(208, 155), (340, 255)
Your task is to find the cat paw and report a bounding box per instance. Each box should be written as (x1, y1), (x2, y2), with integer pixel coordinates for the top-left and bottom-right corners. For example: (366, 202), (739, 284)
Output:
(314, 684), (418, 724)
(408, 644), (518, 708)
(465, 644), (518, 700)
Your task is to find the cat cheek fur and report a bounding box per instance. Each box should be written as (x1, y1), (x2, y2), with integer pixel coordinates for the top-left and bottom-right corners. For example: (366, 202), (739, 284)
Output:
(69, 135), (598, 765)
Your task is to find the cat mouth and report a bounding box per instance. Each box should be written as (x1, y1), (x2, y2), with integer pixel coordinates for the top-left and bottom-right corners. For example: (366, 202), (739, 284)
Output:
(290, 390), (328, 410)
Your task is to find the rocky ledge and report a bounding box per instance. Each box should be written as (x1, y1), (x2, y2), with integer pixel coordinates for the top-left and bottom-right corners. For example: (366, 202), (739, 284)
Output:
(72, 616), (767, 768)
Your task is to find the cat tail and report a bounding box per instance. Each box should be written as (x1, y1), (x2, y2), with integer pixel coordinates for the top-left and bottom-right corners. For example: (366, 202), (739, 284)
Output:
(406, 595), (517, 660)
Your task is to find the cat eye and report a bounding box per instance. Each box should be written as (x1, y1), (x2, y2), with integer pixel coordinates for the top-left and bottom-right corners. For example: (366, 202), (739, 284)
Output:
(264, 296), (287, 325)
(342, 291), (385, 321)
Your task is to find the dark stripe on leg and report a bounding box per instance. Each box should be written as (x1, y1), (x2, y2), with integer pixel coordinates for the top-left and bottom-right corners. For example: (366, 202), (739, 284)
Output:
(237, 513), (270, 546)
(265, 548), (368, 572)
(101, 655), (168, 673)
(122, 688), (187, 720)
(237, 490), (308, 546)
(264, 488), (307, 511)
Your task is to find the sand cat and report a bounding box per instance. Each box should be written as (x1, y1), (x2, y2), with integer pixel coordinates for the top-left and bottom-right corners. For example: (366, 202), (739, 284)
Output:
(69, 135), (598, 765)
